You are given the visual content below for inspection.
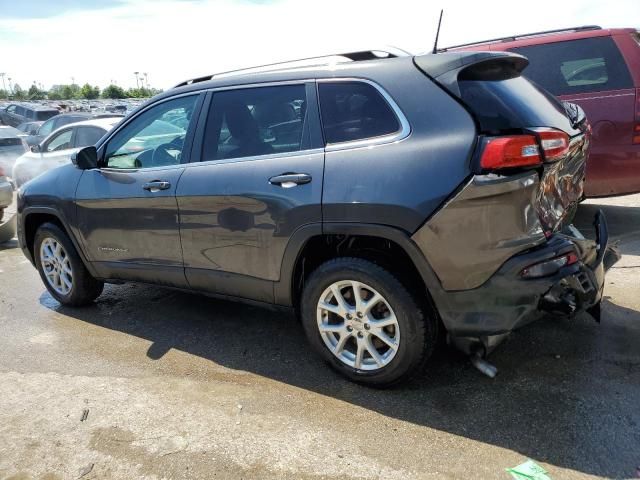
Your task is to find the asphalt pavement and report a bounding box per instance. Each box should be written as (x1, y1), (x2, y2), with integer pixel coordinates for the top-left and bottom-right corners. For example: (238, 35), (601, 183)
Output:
(0, 195), (638, 479)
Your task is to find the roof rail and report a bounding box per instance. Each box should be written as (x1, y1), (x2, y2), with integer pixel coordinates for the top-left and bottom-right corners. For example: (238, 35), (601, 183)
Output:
(438, 25), (602, 52)
(173, 48), (410, 88)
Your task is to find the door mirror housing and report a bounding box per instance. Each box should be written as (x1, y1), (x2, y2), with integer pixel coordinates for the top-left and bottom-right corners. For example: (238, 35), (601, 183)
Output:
(30, 144), (40, 153)
(71, 146), (98, 170)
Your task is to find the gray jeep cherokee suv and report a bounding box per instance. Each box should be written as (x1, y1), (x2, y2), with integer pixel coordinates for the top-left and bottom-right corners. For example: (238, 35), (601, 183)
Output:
(17, 50), (609, 386)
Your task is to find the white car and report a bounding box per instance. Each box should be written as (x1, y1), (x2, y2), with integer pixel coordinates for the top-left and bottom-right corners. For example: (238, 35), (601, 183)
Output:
(12, 117), (120, 187)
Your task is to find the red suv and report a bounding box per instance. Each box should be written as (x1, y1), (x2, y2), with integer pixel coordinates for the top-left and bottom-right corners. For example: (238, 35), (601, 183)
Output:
(444, 26), (640, 197)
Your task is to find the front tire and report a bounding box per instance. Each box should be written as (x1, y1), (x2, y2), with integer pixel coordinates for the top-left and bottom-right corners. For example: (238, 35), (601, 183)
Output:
(300, 257), (436, 387)
(34, 222), (104, 306)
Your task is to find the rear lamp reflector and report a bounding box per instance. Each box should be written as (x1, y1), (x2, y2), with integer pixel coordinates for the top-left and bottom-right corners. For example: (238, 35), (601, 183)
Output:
(538, 130), (570, 160)
(633, 123), (640, 145)
(521, 252), (579, 279)
(480, 135), (541, 169)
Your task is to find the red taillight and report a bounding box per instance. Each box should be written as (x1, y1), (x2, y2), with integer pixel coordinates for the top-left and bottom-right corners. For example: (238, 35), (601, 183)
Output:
(0, 166), (5, 177)
(480, 135), (541, 169)
(537, 129), (570, 161)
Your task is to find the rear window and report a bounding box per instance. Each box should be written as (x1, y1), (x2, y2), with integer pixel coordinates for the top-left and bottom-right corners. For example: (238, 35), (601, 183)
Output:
(458, 76), (574, 134)
(0, 138), (23, 147)
(318, 81), (400, 144)
(36, 110), (58, 121)
(510, 37), (633, 95)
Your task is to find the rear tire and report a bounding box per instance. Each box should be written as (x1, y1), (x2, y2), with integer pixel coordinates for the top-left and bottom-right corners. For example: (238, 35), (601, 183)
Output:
(34, 222), (103, 306)
(300, 257), (436, 387)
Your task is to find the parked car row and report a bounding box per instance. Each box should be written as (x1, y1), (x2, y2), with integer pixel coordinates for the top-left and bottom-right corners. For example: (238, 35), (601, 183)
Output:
(0, 103), (58, 126)
(19, 111), (124, 146)
(13, 117), (121, 187)
(0, 102), (126, 186)
(0, 99), (143, 119)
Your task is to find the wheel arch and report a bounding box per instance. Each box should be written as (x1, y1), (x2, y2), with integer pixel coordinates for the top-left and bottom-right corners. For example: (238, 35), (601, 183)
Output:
(274, 222), (445, 309)
(21, 207), (97, 277)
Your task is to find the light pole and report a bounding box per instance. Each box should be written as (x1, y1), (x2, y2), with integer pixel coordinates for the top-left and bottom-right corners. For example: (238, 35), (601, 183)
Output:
(143, 72), (149, 88)
(133, 72), (140, 89)
(7, 77), (12, 95)
(0, 73), (6, 97)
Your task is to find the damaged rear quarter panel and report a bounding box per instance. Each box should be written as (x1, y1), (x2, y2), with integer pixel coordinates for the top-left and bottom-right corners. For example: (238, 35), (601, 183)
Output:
(535, 133), (589, 232)
(412, 172), (546, 290)
(413, 131), (589, 292)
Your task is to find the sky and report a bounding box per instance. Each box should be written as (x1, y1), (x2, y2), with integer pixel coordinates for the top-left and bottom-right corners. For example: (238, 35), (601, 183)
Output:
(0, 0), (638, 91)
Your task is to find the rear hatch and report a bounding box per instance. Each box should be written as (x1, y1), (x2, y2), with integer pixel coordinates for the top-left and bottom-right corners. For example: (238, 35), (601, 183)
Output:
(0, 136), (29, 175)
(414, 52), (590, 234)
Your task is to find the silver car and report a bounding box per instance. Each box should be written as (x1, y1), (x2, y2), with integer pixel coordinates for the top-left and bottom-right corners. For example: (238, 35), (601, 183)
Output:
(0, 167), (13, 223)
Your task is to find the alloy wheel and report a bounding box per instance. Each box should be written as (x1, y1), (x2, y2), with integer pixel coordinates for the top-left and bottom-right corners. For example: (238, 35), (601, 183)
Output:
(40, 237), (73, 296)
(316, 280), (400, 370)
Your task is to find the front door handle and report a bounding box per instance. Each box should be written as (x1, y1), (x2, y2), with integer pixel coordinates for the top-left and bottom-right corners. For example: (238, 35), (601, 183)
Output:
(143, 181), (171, 192)
(269, 173), (312, 189)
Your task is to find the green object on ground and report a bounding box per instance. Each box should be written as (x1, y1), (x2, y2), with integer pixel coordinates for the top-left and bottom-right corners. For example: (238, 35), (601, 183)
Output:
(506, 459), (552, 480)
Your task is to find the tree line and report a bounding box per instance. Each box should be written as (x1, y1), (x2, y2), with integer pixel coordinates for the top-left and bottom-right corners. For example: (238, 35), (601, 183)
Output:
(0, 83), (162, 100)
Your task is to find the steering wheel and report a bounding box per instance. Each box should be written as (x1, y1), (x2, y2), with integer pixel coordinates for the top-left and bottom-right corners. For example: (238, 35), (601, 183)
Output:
(152, 142), (181, 166)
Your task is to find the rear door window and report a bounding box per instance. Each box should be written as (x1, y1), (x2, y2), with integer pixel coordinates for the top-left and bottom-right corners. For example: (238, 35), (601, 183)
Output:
(202, 84), (308, 161)
(318, 81), (400, 144)
(511, 37), (633, 95)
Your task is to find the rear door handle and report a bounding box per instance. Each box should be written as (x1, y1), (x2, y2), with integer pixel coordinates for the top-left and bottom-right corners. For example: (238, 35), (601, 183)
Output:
(143, 181), (171, 192)
(269, 173), (312, 188)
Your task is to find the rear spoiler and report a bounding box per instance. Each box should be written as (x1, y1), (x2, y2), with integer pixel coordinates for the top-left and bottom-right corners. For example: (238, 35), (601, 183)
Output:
(413, 51), (529, 98)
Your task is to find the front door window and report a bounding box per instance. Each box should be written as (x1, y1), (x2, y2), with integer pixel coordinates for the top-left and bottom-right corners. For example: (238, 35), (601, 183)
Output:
(45, 129), (73, 152)
(104, 95), (198, 169)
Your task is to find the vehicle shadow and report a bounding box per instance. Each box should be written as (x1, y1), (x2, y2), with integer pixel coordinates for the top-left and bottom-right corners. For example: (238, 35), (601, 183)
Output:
(41, 282), (640, 478)
(0, 238), (18, 251)
(37, 199), (640, 478)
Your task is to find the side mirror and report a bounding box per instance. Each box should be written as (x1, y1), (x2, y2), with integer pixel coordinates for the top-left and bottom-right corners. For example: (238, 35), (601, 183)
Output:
(30, 144), (40, 153)
(71, 146), (98, 170)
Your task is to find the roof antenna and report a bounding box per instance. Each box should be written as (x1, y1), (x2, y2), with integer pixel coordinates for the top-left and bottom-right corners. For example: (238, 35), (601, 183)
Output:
(432, 9), (444, 54)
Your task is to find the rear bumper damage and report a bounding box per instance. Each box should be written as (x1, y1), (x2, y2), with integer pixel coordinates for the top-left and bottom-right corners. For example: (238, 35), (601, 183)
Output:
(433, 210), (613, 356)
